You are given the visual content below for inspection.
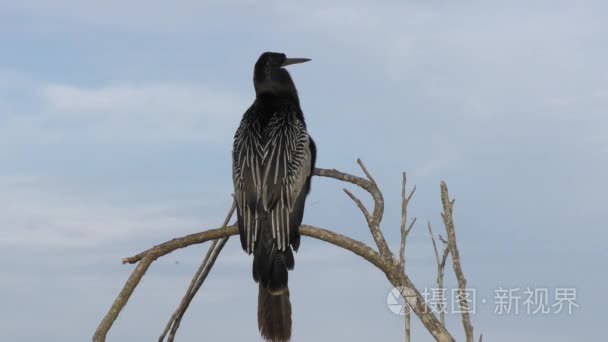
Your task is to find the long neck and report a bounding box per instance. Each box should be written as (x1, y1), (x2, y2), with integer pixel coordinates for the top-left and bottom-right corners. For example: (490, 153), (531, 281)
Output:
(253, 95), (304, 124)
(256, 91), (300, 107)
(254, 67), (300, 104)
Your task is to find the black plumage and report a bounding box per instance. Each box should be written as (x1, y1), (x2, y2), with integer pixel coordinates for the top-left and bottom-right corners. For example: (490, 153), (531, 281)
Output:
(232, 52), (316, 342)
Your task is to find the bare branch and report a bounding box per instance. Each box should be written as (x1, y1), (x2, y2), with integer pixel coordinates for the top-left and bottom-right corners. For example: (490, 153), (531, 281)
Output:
(93, 254), (154, 342)
(400, 173), (408, 267)
(95, 224), (238, 342)
(94, 166), (461, 342)
(313, 167), (373, 192)
(159, 202), (236, 342)
(392, 272), (454, 342)
(356, 158), (378, 186)
(405, 311), (411, 342)
(95, 222), (454, 342)
(399, 172), (416, 267)
(427, 222), (450, 327)
(399, 173), (413, 342)
(168, 238), (228, 341)
(428, 221), (441, 273)
(315, 164), (392, 260)
(408, 218), (417, 231)
(343, 188), (371, 220)
(441, 181), (474, 342)
(122, 225), (238, 265)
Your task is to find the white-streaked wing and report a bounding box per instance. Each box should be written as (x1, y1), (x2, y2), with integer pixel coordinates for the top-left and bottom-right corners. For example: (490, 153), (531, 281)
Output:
(262, 112), (312, 251)
(233, 111), (263, 254)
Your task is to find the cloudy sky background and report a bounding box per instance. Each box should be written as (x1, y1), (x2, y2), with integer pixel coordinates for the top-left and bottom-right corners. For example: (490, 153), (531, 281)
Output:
(1, 1), (606, 341)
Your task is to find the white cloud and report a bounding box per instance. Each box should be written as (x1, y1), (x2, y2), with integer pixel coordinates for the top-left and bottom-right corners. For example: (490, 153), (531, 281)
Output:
(273, 1), (608, 122)
(0, 72), (245, 248)
(0, 1), (256, 33)
(0, 78), (249, 144)
(0, 174), (220, 247)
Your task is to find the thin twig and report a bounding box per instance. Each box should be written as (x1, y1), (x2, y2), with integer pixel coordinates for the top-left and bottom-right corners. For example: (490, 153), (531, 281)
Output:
(356, 158), (378, 186)
(315, 163), (392, 260)
(427, 222), (450, 327)
(313, 167), (373, 192)
(400, 173), (409, 342)
(399, 172), (416, 267)
(441, 181), (474, 342)
(158, 241), (218, 341)
(168, 238), (229, 341)
(356, 160), (391, 258)
(399, 172), (416, 342)
(93, 254), (154, 342)
(343, 188), (371, 220)
(158, 202), (236, 342)
(93, 226), (233, 342)
(405, 310), (411, 342)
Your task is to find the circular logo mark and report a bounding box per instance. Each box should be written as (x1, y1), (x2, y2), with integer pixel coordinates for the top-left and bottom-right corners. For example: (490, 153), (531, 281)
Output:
(387, 286), (416, 315)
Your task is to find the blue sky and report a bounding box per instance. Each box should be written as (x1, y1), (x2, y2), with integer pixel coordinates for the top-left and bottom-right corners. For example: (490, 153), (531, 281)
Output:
(0, 1), (606, 341)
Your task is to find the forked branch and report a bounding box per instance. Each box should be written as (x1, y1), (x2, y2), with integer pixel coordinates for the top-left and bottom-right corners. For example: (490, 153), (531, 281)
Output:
(441, 181), (474, 342)
(93, 164), (474, 342)
(399, 172), (417, 342)
(427, 222), (450, 326)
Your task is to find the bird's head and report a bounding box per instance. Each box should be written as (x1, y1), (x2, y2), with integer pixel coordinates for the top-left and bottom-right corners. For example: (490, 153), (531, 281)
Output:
(253, 52), (310, 101)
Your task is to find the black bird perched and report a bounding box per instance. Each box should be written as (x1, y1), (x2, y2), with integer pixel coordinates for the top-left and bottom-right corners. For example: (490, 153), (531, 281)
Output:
(232, 52), (316, 342)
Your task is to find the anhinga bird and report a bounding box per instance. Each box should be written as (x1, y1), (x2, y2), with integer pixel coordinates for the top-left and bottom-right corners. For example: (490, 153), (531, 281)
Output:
(232, 52), (316, 342)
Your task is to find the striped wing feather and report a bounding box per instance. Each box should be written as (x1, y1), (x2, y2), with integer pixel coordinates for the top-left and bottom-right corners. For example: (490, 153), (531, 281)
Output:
(232, 106), (312, 254)
(233, 108), (263, 253)
(261, 113), (312, 252)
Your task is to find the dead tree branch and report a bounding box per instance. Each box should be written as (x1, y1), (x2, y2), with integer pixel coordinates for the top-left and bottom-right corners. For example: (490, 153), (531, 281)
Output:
(94, 164), (468, 342)
(441, 181), (474, 342)
(93, 226), (237, 342)
(158, 202), (236, 342)
(399, 172), (416, 342)
(399, 172), (416, 268)
(427, 222), (450, 326)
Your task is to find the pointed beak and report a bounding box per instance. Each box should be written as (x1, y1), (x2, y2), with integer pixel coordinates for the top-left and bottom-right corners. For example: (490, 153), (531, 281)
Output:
(282, 57), (311, 67)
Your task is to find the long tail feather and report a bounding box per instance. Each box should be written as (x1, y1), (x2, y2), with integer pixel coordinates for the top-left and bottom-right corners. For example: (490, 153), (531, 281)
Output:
(258, 284), (292, 342)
